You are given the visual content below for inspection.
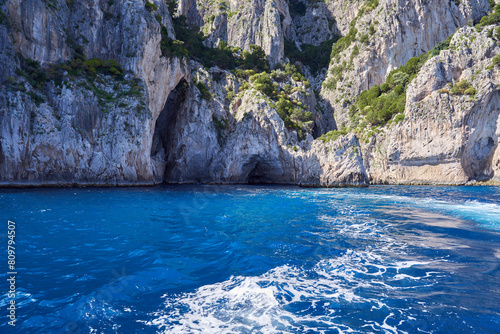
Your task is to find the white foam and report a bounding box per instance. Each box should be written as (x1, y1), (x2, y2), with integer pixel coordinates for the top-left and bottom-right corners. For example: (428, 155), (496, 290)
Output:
(146, 249), (439, 333)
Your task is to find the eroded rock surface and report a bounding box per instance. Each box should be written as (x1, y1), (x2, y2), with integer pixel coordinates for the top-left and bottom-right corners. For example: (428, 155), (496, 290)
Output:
(0, 0), (499, 187)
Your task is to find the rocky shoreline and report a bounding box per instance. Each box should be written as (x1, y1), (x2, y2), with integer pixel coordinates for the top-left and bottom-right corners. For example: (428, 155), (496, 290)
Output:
(0, 0), (499, 188)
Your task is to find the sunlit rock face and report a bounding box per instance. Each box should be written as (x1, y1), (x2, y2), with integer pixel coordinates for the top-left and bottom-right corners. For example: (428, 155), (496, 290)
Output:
(0, 0), (188, 185)
(365, 26), (500, 185)
(0, 0), (498, 186)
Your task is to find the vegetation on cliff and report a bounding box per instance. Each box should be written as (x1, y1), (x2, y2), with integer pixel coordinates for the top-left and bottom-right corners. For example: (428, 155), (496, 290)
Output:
(235, 63), (313, 141)
(319, 32), (456, 143)
(284, 38), (339, 75)
(351, 34), (453, 127)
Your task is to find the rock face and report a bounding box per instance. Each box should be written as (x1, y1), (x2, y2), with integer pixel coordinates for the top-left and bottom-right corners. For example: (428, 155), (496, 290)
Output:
(180, 0), (290, 67)
(321, 0), (490, 127)
(0, 0), (499, 187)
(365, 26), (500, 184)
(0, 0), (189, 186)
(153, 63), (368, 186)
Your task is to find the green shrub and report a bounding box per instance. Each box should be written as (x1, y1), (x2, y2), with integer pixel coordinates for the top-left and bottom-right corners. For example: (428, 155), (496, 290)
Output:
(48, 55), (125, 83)
(16, 56), (48, 90)
(234, 68), (255, 79)
(163, 16), (268, 71)
(352, 44), (435, 128)
(364, 0), (379, 11)
(393, 84), (404, 95)
(242, 44), (269, 72)
(393, 72), (409, 86)
(213, 115), (228, 145)
(394, 113), (405, 123)
(252, 72), (274, 96)
(427, 35), (453, 57)
(276, 98), (294, 127)
(226, 90), (235, 101)
(330, 23), (357, 61)
(284, 37), (339, 74)
(380, 82), (390, 93)
(359, 33), (369, 44)
(166, 0), (177, 16)
(28, 92), (46, 107)
(239, 82), (250, 91)
(464, 87), (477, 95)
(493, 54), (500, 66)
(476, 3), (500, 29)
(493, 26), (500, 40)
(318, 127), (349, 143)
(196, 81), (212, 100)
(322, 77), (337, 90)
(13, 52), (131, 110)
(350, 45), (360, 63)
(145, 2), (158, 12)
(282, 63), (306, 82)
(160, 25), (188, 58)
(322, 22), (361, 91)
(369, 25), (375, 35)
(450, 80), (475, 95)
(355, 86), (406, 126)
(275, 97), (312, 141)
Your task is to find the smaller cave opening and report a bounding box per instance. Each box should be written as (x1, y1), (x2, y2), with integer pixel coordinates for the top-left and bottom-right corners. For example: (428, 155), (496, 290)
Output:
(487, 136), (495, 148)
(150, 79), (188, 181)
(312, 121), (321, 139)
(467, 136), (497, 181)
(247, 161), (274, 184)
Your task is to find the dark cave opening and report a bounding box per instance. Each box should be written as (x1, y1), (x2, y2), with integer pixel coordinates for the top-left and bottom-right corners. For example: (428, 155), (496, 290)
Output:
(247, 161), (275, 184)
(470, 136), (497, 181)
(150, 79), (188, 182)
(312, 121), (321, 139)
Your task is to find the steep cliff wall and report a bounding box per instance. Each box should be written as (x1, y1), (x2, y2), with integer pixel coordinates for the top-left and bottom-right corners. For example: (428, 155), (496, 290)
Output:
(154, 62), (368, 186)
(321, 0), (489, 127)
(365, 26), (500, 184)
(0, 0), (188, 186)
(179, 0), (290, 67)
(0, 0), (499, 187)
(0, 0), (367, 187)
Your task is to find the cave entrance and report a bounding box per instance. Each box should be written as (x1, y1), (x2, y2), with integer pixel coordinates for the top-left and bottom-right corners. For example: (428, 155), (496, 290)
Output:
(247, 161), (275, 184)
(150, 79), (188, 182)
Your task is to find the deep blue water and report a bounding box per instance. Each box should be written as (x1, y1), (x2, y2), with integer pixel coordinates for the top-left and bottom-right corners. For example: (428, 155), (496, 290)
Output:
(1, 185), (500, 333)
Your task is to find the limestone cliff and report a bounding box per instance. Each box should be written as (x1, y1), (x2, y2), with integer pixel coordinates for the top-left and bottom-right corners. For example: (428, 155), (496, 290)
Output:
(0, 0), (499, 187)
(321, 0), (490, 127)
(365, 26), (500, 184)
(152, 62), (367, 186)
(0, 0), (188, 186)
(179, 0), (291, 67)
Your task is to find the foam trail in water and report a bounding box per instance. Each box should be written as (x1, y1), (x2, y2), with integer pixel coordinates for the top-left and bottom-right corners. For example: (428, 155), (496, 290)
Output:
(146, 249), (440, 333)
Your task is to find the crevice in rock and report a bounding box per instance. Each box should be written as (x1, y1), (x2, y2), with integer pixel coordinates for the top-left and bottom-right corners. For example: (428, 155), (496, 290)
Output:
(150, 79), (188, 182)
(312, 121), (321, 139)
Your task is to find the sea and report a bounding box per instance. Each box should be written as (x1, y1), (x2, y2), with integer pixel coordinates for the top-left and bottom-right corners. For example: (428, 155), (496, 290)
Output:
(0, 185), (499, 333)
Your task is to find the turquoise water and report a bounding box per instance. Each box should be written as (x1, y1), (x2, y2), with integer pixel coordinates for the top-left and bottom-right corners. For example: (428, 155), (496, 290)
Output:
(1, 185), (499, 333)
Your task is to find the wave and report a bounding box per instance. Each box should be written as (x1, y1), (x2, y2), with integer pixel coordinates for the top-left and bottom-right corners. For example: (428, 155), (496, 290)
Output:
(146, 250), (441, 333)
